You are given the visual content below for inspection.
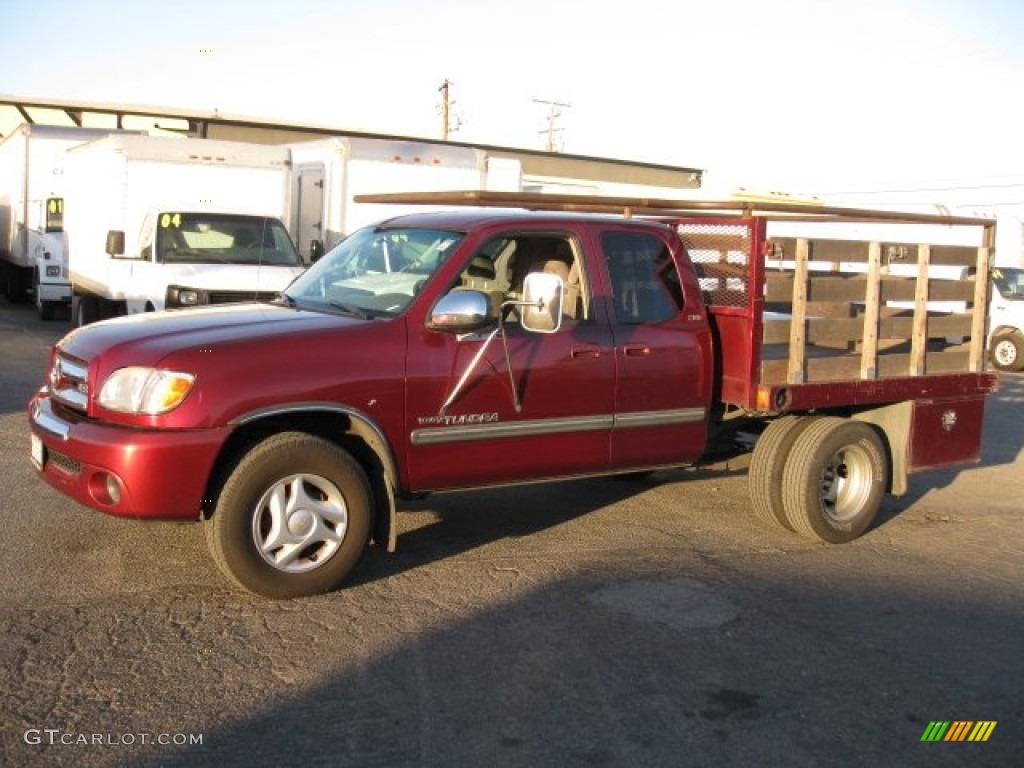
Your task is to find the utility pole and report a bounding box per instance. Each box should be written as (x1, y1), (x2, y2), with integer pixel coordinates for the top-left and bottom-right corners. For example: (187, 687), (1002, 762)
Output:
(533, 98), (571, 152)
(438, 79), (462, 140)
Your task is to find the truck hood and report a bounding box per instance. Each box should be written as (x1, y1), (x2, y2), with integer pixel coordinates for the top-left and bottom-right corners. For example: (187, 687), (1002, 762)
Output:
(58, 302), (363, 364)
(156, 262), (305, 290)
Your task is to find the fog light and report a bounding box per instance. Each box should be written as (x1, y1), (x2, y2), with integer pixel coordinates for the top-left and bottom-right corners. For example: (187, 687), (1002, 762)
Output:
(89, 471), (123, 506)
(106, 474), (123, 504)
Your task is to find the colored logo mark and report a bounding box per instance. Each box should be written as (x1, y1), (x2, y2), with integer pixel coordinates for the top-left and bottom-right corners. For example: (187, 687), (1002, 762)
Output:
(920, 721), (996, 742)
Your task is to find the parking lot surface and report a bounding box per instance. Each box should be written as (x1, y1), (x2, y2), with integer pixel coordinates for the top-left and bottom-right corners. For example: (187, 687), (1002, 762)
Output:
(1, 299), (1021, 767)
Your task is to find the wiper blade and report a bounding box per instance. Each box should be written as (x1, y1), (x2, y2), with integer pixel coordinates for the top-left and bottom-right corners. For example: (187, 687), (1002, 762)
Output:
(327, 299), (374, 320)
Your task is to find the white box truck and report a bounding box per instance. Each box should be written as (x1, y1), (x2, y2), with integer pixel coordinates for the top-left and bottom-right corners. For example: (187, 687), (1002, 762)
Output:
(0, 124), (124, 319)
(288, 137), (522, 261)
(64, 134), (305, 324)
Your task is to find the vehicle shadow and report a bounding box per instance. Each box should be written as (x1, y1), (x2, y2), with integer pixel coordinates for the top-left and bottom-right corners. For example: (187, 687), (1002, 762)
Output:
(351, 463), (748, 587)
(106, 560), (1022, 768)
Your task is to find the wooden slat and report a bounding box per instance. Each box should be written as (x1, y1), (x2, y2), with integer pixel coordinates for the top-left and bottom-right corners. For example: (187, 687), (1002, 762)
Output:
(787, 239), (809, 384)
(909, 244), (931, 375)
(761, 349), (972, 384)
(763, 313), (975, 346)
(765, 273), (976, 303)
(861, 242), (882, 379)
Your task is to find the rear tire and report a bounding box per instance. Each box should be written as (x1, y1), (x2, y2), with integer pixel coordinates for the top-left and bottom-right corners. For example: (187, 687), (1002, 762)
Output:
(749, 415), (819, 531)
(206, 432), (373, 598)
(782, 417), (888, 543)
(990, 331), (1024, 372)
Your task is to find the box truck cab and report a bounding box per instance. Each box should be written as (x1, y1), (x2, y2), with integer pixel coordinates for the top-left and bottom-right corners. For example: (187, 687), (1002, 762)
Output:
(65, 135), (304, 324)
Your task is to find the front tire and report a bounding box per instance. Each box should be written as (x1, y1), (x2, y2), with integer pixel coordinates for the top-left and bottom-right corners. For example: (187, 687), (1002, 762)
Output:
(990, 331), (1024, 372)
(73, 294), (98, 326)
(206, 432), (373, 598)
(781, 418), (888, 543)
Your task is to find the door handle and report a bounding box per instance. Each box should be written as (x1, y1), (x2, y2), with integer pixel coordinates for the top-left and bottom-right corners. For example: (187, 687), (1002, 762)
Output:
(571, 345), (602, 359)
(623, 345), (651, 357)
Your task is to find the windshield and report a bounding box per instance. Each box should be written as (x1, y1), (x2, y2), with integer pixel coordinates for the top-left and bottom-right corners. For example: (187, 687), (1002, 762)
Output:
(284, 226), (463, 317)
(992, 267), (1024, 301)
(156, 213), (301, 267)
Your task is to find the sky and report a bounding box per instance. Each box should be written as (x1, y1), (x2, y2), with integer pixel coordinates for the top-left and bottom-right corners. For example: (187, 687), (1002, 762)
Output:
(2, 0), (1023, 206)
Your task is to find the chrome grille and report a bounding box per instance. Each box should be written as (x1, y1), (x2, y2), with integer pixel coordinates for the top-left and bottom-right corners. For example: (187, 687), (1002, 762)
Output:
(49, 353), (89, 412)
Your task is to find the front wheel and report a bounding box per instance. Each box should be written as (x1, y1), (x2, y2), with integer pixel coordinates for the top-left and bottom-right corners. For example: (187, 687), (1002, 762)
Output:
(990, 331), (1024, 372)
(206, 432), (373, 598)
(781, 418), (888, 543)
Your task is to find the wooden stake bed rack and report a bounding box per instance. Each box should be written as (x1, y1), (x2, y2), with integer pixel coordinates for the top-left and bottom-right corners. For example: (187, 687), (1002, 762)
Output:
(357, 191), (997, 410)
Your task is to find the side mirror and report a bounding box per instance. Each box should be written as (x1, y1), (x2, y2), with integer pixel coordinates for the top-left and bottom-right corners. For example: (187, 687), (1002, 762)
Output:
(105, 230), (126, 257)
(310, 239), (325, 263)
(427, 290), (494, 333)
(521, 272), (564, 333)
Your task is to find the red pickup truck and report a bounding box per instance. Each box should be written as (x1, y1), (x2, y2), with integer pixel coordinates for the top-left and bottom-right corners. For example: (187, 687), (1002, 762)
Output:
(27, 192), (997, 598)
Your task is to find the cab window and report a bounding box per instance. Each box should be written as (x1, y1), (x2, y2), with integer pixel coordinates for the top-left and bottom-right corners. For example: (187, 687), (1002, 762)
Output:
(602, 231), (684, 324)
(453, 233), (588, 322)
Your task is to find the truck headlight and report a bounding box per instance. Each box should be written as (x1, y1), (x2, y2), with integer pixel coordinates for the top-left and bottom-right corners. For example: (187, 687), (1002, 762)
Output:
(177, 289), (200, 306)
(45, 265), (61, 278)
(98, 367), (195, 414)
(166, 286), (204, 307)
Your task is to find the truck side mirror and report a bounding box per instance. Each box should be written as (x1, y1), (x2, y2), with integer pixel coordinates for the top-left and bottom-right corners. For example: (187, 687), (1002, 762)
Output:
(310, 239), (325, 263)
(427, 290), (494, 332)
(521, 272), (564, 334)
(105, 230), (126, 257)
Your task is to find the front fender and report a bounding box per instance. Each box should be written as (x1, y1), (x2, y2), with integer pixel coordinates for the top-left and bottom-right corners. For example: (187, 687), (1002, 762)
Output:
(230, 403), (400, 552)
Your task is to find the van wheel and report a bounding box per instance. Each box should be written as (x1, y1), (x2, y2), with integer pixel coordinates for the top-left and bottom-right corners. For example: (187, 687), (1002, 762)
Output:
(749, 415), (818, 531)
(990, 331), (1024, 372)
(206, 432), (372, 598)
(781, 418), (887, 543)
(73, 295), (98, 326)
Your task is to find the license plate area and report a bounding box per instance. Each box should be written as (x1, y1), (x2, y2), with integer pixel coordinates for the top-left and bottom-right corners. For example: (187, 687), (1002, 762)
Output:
(30, 433), (46, 470)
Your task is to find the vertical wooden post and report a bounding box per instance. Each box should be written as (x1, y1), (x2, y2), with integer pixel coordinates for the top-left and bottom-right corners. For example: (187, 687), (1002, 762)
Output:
(909, 244), (931, 376)
(787, 238), (809, 384)
(860, 242), (882, 379)
(969, 226), (994, 372)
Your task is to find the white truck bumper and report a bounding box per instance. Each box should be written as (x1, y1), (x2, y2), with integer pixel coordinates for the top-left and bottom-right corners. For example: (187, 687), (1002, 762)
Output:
(38, 281), (72, 303)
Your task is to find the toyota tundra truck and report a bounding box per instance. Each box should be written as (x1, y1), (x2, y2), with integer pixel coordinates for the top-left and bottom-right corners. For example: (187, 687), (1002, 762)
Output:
(27, 192), (998, 598)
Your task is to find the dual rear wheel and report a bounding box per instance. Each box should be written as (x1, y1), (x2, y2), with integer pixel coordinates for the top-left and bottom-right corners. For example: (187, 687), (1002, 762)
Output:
(749, 416), (888, 543)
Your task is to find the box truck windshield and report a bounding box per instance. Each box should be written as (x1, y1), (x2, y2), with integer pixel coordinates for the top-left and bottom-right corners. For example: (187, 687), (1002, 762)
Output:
(152, 213), (300, 267)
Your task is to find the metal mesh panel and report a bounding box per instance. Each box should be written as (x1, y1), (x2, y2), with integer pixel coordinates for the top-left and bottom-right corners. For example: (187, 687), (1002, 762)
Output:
(677, 223), (753, 309)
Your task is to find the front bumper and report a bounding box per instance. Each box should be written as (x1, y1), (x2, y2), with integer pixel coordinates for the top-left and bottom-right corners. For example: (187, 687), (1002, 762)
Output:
(37, 281), (71, 303)
(28, 393), (229, 521)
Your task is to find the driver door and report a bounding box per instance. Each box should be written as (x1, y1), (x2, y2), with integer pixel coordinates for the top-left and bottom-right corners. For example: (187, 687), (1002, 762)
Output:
(404, 229), (616, 491)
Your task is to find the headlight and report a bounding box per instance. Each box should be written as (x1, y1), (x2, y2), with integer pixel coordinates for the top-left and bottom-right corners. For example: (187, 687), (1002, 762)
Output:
(166, 286), (204, 308)
(45, 265), (61, 278)
(98, 367), (195, 414)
